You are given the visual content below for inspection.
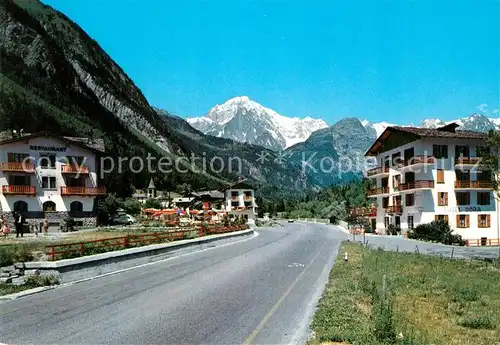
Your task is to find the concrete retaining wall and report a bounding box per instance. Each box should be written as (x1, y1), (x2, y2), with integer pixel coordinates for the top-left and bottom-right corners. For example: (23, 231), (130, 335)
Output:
(20, 229), (255, 284)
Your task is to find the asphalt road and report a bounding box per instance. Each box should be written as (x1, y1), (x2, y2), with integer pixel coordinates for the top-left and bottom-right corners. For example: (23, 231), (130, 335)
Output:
(0, 222), (347, 345)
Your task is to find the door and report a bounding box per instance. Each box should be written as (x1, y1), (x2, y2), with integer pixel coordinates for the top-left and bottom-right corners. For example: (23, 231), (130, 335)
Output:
(371, 218), (376, 232)
(395, 216), (401, 228)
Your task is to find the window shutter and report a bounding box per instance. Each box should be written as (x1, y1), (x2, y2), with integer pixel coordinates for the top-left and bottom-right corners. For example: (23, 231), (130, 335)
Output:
(437, 169), (444, 183)
(444, 215), (449, 223)
(435, 215), (439, 221)
(456, 215), (460, 226)
(444, 193), (448, 206)
(487, 215), (491, 227)
(465, 215), (470, 228)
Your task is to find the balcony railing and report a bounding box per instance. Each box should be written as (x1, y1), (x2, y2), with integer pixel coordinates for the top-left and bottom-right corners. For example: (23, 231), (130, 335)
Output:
(367, 166), (390, 177)
(349, 207), (377, 217)
(231, 196), (239, 201)
(454, 180), (493, 189)
(455, 157), (482, 165)
(397, 156), (435, 168)
(367, 187), (389, 196)
(385, 205), (403, 214)
(60, 186), (106, 196)
(61, 165), (89, 174)
(243, 196), (253, 201)
(399, 180), (434, 191)
(1, 162), (35, 173)
(2, 185), (36, 195)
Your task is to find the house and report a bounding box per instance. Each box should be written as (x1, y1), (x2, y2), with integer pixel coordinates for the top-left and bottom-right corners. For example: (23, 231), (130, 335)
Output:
(0, 131), (106, 230)
(224, 181), (257, 220)
(171, 197), (195, 209)
(364, 123), (498, 241)
(189, 190), (225, 210)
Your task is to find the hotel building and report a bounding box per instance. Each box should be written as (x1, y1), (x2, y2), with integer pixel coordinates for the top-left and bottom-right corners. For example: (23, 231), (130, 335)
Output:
(224, 181), (257, 219)
(364, 123), (498, 241)
(0, 132), (106, 229)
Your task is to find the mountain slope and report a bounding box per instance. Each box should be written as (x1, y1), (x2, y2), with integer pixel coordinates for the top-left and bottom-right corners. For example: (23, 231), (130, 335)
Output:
(187, 96), (328, 151)
(0, 0), (311, 197)
(285, 118), (377, 187)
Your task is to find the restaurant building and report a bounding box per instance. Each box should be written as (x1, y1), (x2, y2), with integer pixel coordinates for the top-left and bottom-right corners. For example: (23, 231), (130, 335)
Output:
(0, 132), (106, 230)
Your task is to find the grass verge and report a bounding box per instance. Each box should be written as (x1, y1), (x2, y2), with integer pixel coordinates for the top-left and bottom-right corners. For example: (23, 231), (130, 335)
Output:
(309, 242), (500, 345)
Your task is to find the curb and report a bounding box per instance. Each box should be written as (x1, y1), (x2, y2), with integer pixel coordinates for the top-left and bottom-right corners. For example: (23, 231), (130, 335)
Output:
(0, 229), (257, 301)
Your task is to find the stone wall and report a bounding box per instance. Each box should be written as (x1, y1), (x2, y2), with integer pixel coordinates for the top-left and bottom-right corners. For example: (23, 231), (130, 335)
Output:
(1, 211), (97, 232)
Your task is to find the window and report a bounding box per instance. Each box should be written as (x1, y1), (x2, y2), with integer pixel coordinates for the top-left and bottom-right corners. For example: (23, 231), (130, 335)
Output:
(9, 175), (30, 186)
(7, 153), (29, 163)
(405, 193), (415, 206)
(435, 215), (449, 223)
(478, 192), (491, 205)
(382, 197), (389, 208)
(13, 200), (28, 213)
(393, 195), (402, 206)
(66, 176), (85, 187)
(456, 192), (470, 205)
(384, 217), (390, 229)
(455, 145), (470, 158)
(455, 170), (470, 181)
(70, 201), (83, 213)
(477, 170), (492, 181)
(392, 152), (402, 167)
(478, 214), (491, 228)
(404, 147), (415, 165)
(433, 145), (448, 159)
(436, 169), (444, 183)
(407, 216), (414, 229)
(42, 176), (56, 189)
(43, 201), (56, 212)
(456, 214), (469, 228)
(438, 192), (448, 206)
(40, 154), (56, 169)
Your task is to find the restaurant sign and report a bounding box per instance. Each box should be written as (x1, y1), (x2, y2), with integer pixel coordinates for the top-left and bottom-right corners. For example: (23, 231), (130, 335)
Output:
(29, 145), (67, 152)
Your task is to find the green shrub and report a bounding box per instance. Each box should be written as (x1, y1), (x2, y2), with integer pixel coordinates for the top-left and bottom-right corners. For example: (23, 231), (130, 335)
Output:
(458, 315), (495, 330)
(408, 220), (465, 246)
(14, 244), (34, 262)
(386, 224), (400, 236)
(0, 247), (14, 267)
(24, 275), (59, 288)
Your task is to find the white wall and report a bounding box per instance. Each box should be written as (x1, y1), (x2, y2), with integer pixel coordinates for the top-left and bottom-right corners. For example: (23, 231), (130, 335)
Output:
(225, 189), (256, 212)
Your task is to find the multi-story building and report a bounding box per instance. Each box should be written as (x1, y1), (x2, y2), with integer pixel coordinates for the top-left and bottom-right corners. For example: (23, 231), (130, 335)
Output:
(224, 181), (257, 220)
(0, 132), (106, 229)
(365, 123), (498, 241)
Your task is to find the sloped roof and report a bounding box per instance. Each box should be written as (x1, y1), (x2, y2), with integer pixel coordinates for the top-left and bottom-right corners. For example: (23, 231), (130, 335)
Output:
(366, 123), (488, 156)
(191, 190), (224, 199)
(0, 131), (105, 153)
(225, 181), (254, 190)
(148, 178), (155, 189)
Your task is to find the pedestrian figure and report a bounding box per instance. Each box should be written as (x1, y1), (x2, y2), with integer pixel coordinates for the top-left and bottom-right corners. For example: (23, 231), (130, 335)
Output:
(1, 215), (9, 237)
(14, 211), (25, 238)
(43, 218), (49, 236)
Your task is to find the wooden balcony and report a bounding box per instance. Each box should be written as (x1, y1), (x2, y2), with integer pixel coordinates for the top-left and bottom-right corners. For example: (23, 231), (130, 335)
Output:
(455, 157), (481, 165)
(454, 180), (493, 189)
(1, 162), (35, 173)
(399, 180), (434, 191)
(243, 196), (253, 202)
(349, 207), (377, 217)
(385, 205), (403, 214)
(397, 156), (435, 169)
(367, 166), (390, 177)
(2, 185), (36, 195)
(61, 165), (89, 174)
(60, 186), (106, 196)
(231, 196), (239, 201)
(367, 187), (389, 196)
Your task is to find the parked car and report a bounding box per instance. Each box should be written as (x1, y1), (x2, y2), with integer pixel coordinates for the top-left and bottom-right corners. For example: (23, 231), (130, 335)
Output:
(111, 214), (136, 225)
(288, 219), (295, 223)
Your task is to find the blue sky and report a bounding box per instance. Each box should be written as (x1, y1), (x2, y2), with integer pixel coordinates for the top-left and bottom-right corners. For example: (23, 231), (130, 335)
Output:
(42, 0), (499, 124)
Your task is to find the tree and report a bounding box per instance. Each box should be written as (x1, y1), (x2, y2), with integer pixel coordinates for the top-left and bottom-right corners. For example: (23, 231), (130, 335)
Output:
(122, 198), (142, 215)
(144, 198), (162, 209)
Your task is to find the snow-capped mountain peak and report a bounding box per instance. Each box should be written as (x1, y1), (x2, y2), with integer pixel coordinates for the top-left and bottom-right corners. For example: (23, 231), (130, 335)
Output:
(187, 96), (328, 150)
